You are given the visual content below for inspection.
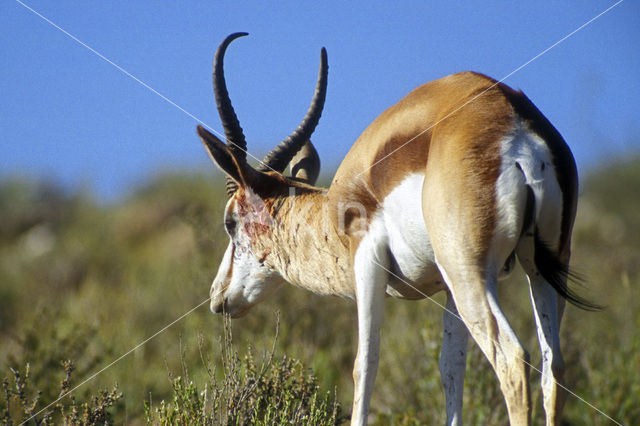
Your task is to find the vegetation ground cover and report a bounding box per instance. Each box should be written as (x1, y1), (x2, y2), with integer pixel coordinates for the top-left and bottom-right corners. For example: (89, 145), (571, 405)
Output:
(1, 158), (638, 424)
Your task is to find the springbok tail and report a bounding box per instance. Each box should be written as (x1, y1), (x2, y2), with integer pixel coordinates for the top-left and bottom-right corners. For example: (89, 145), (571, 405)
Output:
(532, 231), (602, 311)
(523, 184), (602, 311)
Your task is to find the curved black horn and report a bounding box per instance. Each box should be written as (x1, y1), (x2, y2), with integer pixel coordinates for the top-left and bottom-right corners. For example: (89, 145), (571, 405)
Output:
(214, 32), (248, 161)
(258, 47), (328, 173)
(213, 32), (249, 196)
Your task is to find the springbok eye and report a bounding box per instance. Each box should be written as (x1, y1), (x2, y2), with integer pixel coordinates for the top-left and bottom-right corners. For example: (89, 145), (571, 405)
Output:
(224, 218), (236, 235)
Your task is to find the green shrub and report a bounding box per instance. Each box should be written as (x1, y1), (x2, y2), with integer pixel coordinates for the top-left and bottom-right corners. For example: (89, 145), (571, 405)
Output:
(145, 317), (343, 425)
(1, 360), (121, 425)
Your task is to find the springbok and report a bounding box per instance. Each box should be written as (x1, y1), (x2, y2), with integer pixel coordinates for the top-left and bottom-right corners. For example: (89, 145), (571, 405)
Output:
(197, 33), (597, 425)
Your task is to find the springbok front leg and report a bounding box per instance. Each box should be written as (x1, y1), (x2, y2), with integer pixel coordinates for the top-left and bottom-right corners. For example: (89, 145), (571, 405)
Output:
(350, 223), (389, 426)
(517, 239), (567, 425)
(440, 291), (469, 426)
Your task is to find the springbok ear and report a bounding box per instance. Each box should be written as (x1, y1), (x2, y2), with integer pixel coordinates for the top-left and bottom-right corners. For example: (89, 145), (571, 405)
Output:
(289, 140), (321, 185)
(197, 125), (251, 188)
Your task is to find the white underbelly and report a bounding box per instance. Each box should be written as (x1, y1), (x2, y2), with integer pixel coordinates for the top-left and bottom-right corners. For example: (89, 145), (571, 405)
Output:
(381, 173), (444, 299)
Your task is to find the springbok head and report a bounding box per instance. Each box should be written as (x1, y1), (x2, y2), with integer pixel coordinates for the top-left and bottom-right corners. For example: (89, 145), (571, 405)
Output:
(197, 33), (328, 317)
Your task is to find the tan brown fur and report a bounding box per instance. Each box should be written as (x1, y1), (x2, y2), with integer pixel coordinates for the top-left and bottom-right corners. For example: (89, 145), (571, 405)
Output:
(238, 189), (355, 298)
(329, 72), (516, 252)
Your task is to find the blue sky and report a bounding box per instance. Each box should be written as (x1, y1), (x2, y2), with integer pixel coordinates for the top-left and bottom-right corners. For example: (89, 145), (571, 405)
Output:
(1, 1), (638, 200)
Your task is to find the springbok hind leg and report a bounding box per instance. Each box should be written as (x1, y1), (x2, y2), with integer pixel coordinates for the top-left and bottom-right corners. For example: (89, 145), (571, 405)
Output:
(518, 242), (567, 425)
(439, 291), (469, 426)
(529, 277), (566, 425)
(440, 265), (532, 426)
